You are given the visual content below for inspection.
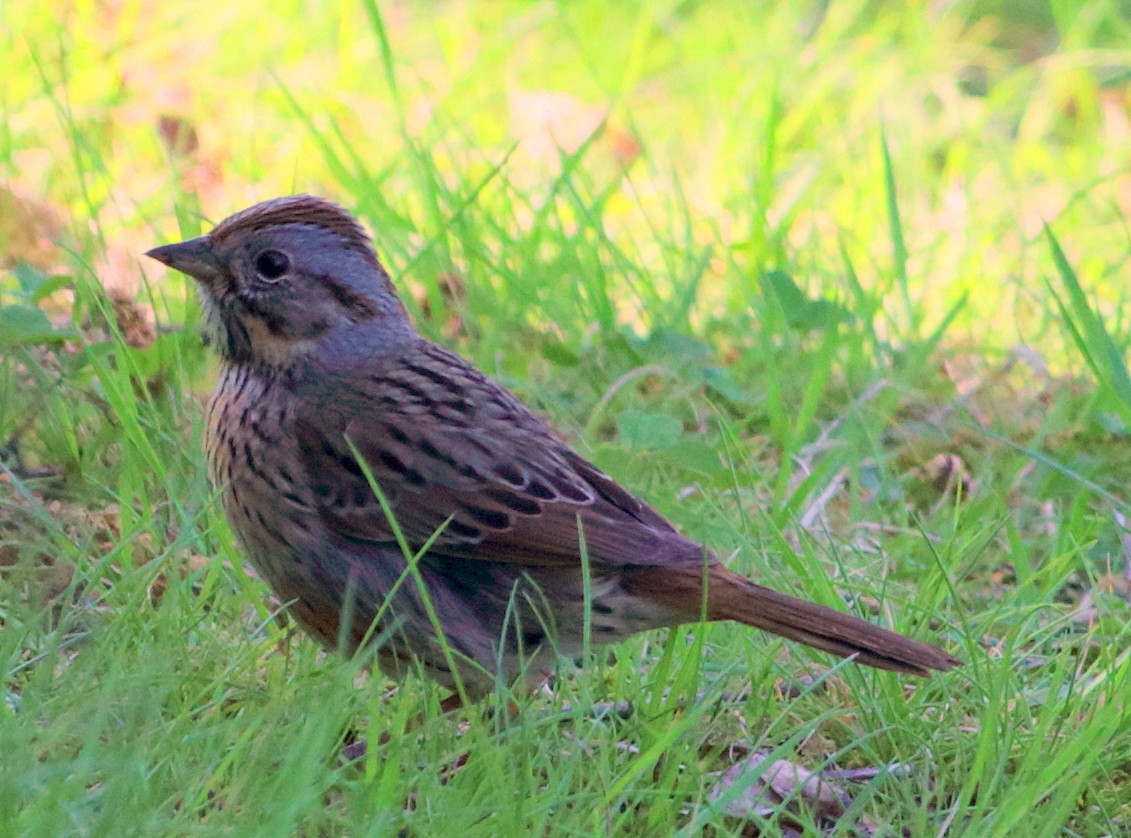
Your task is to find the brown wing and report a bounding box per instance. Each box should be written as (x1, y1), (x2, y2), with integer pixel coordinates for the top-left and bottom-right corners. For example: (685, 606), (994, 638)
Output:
(295, 340), (704, 568)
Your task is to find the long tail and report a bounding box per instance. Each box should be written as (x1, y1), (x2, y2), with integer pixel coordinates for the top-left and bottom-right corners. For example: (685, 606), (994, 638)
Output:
(624, 564), (961, 675)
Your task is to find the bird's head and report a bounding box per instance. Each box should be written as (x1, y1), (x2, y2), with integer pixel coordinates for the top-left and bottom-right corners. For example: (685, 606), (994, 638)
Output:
(146, 195), (412, 368)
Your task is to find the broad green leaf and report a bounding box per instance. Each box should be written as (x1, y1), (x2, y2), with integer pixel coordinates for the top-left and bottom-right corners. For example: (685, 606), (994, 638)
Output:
(644, 329), (713, 361)
(540, 340), (580, 367)
(0, 304), (77, 345)
(699, 366), (754, 405)
(30, 274), (74, 302)
(616, 407), (683, 450)
(650, 438), (725, 477)
(8, 264), (72, 304)
(761, 270), (854, 332)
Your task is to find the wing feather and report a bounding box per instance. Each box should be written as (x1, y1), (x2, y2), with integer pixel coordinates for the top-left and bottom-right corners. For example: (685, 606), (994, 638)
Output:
(295, 340), (702, 568)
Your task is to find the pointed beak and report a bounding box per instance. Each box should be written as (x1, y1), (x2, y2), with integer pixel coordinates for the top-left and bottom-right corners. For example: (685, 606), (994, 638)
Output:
(145, 236), (224, 287)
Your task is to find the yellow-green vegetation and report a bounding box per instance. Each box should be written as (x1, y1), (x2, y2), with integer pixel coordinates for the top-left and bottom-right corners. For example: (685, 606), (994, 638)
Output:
(3, 1), (1130, 834)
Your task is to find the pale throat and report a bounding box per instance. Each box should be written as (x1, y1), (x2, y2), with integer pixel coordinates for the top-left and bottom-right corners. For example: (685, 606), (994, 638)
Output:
(242, 319), (320, 367)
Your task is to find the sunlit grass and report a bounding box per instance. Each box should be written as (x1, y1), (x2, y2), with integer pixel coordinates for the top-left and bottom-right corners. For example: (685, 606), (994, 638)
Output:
(3, 0), (1131, 834)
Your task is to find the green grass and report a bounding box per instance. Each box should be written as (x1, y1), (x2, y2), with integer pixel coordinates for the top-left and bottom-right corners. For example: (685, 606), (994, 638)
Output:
(3, 0), (1131, 834)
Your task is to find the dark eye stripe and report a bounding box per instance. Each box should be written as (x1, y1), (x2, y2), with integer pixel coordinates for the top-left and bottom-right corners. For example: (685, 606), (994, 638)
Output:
(310, 272), (380, 320)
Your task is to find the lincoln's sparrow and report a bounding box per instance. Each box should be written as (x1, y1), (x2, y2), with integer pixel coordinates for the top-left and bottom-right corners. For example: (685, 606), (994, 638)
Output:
(147, 195), (959, 700)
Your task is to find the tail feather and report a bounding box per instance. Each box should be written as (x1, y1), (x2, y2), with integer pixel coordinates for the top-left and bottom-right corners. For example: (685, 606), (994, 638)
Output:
(625, 564), (960, 676)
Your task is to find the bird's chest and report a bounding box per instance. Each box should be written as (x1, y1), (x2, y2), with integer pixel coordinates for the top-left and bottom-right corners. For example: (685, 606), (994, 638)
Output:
(204, 365), (313, 561)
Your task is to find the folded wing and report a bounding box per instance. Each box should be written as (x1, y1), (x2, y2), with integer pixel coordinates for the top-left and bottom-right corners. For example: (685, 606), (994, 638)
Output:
(295, 340), (704, 569)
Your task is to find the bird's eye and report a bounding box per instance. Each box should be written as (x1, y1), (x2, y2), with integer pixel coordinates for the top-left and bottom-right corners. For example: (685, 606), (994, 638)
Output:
(254, 249), (290, 280)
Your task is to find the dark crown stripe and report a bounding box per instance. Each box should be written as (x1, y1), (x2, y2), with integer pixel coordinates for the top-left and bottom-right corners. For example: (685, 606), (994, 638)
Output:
(209, 194), (377, 265)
